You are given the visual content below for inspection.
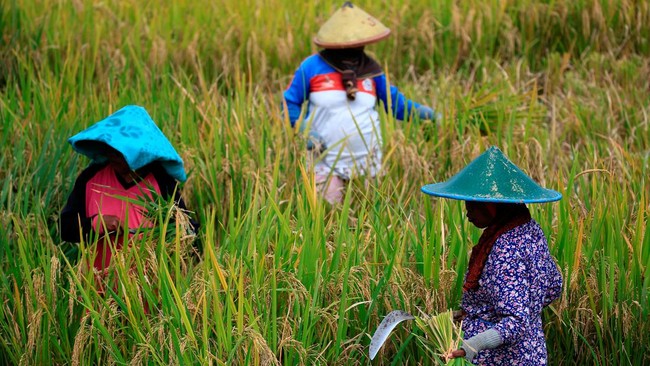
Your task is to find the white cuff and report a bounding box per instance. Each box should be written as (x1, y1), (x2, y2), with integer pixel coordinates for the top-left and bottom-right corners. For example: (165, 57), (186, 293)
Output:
(461, 328), (503, 361)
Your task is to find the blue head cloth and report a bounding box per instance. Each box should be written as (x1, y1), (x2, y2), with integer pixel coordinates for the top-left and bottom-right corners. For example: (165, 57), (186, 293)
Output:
(68, 105), (187, 182)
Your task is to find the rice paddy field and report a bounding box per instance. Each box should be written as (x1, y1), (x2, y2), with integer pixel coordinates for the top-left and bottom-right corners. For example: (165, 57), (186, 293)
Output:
(1, 0), (649, 364)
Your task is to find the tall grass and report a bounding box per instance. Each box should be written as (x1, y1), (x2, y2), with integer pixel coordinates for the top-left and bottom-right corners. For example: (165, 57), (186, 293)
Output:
(1, 0), (649, 364)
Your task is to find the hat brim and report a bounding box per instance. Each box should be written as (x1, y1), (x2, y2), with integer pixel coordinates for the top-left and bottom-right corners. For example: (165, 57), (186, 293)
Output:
(421, 183), (563, 203)
(313, 30), (391, 48)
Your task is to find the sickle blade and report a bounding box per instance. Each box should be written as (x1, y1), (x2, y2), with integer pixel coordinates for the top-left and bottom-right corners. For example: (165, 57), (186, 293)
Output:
(369, 310), (415, 360)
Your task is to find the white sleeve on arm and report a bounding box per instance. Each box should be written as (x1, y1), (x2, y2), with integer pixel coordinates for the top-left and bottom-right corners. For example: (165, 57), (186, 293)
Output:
(461, 328), (503, 362)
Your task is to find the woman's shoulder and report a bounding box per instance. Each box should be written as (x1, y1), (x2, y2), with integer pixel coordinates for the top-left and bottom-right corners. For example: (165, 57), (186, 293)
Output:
(494, 220), (545, 253)
(299, 53), (336, 73)
(76, 162), (108, 182)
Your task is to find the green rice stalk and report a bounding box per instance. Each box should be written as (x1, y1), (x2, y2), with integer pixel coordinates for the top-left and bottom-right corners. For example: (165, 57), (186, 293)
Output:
(414, 310), (472, 365)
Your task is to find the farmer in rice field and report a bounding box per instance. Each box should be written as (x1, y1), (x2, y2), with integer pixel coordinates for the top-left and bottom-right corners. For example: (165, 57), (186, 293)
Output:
(421, 146), (563, 365)
(283, 2), (440, 204)
(60, 105), (197, 288)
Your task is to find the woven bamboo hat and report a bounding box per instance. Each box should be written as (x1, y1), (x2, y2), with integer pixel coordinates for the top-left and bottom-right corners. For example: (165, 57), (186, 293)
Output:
(421, 146), (562, 203)
(313, 2), (391, 49)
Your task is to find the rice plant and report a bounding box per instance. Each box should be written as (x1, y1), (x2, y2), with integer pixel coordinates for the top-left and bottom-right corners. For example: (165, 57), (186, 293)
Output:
(414, 311), (469, 365)
(369, 309), (471, 365)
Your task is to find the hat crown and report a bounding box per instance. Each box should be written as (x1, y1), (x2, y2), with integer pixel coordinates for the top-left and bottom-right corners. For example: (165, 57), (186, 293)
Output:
(314, 2), (391, 48)
(421, 146), (562, 203)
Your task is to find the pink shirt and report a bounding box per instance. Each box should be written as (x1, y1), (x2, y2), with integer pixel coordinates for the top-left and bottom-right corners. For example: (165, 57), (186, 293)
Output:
(86, 165), (161, 233)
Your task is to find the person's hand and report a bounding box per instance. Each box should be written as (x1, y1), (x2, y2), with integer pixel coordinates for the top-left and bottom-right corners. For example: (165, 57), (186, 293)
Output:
(416, 105), (442, 121)
(453, 309), (467, 322)
(100, 215), (122, 234)
(306, 130), (326, 154)
(449, 349), (466, 359)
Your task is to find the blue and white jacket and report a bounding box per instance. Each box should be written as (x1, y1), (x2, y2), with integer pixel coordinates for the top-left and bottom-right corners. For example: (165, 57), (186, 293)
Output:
(283, 54), (425, 178)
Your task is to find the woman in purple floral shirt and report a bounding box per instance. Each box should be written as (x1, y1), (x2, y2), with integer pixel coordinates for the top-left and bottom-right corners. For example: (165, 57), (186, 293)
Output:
(421, 146), (563, 365)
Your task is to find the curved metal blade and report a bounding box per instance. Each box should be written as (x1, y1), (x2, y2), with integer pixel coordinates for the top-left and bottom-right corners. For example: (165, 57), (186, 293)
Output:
(369, 310), (415, 360)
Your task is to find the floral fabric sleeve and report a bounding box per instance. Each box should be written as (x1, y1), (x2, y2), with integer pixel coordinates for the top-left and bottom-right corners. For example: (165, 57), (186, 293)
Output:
(542, 258), (563, 307)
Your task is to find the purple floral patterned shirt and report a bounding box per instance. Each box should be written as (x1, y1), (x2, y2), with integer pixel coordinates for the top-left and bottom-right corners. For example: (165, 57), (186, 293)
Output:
(461, 220), (563, 365)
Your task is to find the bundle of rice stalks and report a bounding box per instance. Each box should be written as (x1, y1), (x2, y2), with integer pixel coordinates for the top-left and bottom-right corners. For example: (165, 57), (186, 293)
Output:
(414, 310), (471, 365)
(141, 193), (198, 247)
(369, 310), (473, 365)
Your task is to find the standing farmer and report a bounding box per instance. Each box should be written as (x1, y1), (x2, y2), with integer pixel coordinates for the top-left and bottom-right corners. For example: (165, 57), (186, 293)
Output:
(283, 2), (439, 204)
(421, 146), (563, 365)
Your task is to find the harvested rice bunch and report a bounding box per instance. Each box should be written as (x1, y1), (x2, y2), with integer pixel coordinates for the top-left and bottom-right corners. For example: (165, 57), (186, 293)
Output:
(414, 310), (471, 365)
(369, 309), (473, 365)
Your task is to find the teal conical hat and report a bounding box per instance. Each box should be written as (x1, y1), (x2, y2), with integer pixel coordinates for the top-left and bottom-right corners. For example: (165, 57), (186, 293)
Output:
(421, 146), (561, 203)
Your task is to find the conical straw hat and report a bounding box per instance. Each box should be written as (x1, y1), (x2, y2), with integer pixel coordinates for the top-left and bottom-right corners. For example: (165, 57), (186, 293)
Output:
(421, 146), (562, 203)
(314, 2), (390, 48)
